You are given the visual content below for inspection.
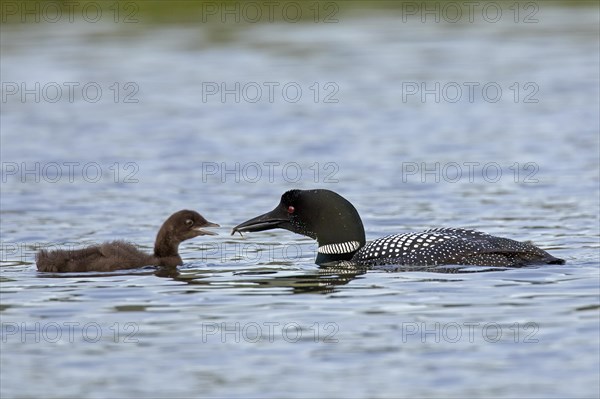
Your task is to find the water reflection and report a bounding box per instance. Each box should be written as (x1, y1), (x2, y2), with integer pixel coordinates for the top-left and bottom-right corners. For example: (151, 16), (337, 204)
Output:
(155, 264), (368, 294)
(36, 261), (510, 295)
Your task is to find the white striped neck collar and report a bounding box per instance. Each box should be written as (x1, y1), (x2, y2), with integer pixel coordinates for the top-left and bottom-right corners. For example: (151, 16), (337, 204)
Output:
(318, 241), (361, 255)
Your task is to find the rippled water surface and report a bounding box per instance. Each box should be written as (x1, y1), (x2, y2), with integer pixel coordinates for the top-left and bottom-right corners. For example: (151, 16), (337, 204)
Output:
(1, 3), (599, 398)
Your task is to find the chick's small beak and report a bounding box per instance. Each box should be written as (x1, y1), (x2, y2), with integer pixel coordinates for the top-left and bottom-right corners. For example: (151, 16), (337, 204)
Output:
(194, 221), (220, 236)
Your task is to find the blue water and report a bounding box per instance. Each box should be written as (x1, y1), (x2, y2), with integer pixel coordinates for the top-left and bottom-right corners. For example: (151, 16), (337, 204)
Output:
(1, 3), (599, 398)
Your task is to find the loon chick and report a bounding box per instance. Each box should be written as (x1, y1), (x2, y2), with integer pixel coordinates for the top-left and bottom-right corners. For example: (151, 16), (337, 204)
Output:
(36, 210), (219, 272)
(231, 189), (564, 267)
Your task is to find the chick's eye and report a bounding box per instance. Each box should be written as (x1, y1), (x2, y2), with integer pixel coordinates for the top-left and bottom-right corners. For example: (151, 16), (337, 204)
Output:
(287, 206), (295, 214)
(185, 219), (194, 227)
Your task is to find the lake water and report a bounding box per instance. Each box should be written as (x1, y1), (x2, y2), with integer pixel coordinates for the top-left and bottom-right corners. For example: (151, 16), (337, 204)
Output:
(1, 2), (599, 398)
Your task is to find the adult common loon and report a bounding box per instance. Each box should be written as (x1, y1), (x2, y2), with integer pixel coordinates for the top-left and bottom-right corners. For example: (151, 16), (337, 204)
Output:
(36, 210), (219, 272)
(231, 189), (564, 267)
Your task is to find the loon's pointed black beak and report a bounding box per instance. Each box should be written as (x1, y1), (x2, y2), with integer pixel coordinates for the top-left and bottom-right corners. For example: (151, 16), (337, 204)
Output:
(231, 207), (289, 236)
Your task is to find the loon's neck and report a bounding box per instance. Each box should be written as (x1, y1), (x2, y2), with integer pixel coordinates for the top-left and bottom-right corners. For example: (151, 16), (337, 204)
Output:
(154, 225), (181, 259)
(316, 240), (363, 264)
(314, 209), (365, 265)
(310, 192), (366, 265)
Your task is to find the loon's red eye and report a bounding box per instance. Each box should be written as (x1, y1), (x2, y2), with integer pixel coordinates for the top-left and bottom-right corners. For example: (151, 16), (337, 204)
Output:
(287, 206), (295, 214)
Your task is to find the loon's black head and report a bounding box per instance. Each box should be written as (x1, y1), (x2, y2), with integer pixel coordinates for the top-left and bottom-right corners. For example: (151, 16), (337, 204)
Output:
(232, 189), (366, 264)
